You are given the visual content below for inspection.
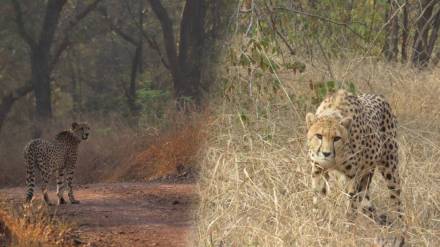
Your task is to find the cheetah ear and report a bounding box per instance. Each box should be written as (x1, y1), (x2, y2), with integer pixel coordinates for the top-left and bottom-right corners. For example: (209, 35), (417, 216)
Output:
(340, 117), (352, 129)
(306, 113), (316, 129)
(71, 122), (79, 130)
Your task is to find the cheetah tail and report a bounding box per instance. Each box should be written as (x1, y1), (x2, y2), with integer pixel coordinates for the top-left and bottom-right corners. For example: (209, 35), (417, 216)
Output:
(24, 152), (36, 203)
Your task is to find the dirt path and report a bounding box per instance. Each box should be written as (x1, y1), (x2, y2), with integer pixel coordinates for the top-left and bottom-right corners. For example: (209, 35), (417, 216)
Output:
(0, 182), (197, 247)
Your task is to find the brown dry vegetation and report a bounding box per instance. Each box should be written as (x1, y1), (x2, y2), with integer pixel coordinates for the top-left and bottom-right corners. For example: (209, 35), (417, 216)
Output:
(109, 111), (209, 182)
(0, 201), (77, 246)
(195, 60), (440, 246)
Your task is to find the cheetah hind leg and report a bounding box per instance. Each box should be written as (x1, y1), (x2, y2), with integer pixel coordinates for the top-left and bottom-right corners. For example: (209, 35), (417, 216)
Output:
(41, 183), (53, 206)
(38, 160), (53, 206)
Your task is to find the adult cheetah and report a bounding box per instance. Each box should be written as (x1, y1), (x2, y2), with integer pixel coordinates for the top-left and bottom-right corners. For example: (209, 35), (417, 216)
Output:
(306, 89), (402, 224)
(24, 122), (90, 205)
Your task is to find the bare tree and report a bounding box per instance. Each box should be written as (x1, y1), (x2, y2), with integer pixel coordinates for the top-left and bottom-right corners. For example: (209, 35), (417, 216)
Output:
(401, 0), (409, 62)
(411, 0), (440, 67)
(11, 0), (102, 131)
(383, 0), (400, 61)
(0, 83), (32, 133)
(100, 1), (145, 114)
(148, 0), (206, 109)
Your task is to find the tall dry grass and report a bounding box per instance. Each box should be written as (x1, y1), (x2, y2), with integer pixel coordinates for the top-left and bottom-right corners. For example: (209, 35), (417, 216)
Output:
(109, 110), (209, 182)
(0, 200), (77, 246)
(196, 59), (440, 246)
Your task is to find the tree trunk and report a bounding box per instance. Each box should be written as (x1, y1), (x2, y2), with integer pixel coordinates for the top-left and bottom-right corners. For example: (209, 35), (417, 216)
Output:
(176, 0), (206, 107)
(148, 0), (180, 78)
(411, 0), (440, 67)
(427, 9), (440, 56)
(401, 0), (409, 62)
(0, 84), (32, 134)
(383, 0), (399, 61)
(149, 0), (206, 110)
(68, 50), (82, 115)
(32, 0), (67, 120)
(31, 49), (53, 120)
(12, 0), (101, 130)
(127, 43), (142, 113)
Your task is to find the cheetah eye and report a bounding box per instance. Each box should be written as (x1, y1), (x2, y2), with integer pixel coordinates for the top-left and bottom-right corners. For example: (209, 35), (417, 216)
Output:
(315, 134), (322, 140)
(334, 136), (341, 142)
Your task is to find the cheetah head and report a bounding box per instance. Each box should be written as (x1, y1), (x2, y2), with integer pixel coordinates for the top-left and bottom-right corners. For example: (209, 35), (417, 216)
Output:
(71, 122), (90, 141)
(305, 113), (351, 169)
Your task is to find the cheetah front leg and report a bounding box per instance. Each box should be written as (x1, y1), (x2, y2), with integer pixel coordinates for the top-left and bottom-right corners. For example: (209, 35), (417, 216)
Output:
(311, 163), (329, 209)
(65, 160), (80, 204)
(378, 159), (403, 223)
(66, 174), (79, 204)
(346, 171), (383, 224)
(56, 169), (66, 205)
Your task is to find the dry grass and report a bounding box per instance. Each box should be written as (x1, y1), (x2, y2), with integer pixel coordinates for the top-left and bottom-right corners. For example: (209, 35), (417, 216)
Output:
(0, 201), (77, 246)
(195, 60), (440, 246)
(109, 111), (209, 181)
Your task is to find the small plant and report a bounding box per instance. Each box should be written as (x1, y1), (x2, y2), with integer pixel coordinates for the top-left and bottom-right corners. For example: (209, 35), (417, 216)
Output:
(0, 200), (78, 246)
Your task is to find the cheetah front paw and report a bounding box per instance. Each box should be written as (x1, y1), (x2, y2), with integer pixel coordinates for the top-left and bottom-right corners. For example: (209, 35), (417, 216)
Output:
(58, 197), (66, 205)
(376, 214), (393, 226)
(70, 199), (80, 204)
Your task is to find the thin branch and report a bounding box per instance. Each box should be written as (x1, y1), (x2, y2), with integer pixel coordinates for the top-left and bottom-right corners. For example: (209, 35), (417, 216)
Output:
(315, 37), (334, 80)
(38, 0), (68, 52)
(98, 7), (138, 46)
(141, 31), (170, 70)
(49, 38), (70, 72)
(62, 0), (104, 34)
(148, 0), (178, 74)
(11, 0), (36, 48)
(50, 0), (103, 72)
(265, 3), (295, 55)
(273, 6), (367, 41)
(0, 83), (32, 132)
(113, 24), (138, 45)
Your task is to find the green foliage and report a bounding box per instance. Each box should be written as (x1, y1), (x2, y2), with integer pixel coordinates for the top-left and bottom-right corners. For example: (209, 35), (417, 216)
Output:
(232, 38), (280, 74)
(284, 61), (306, 73)
(136, 79), (171, 120)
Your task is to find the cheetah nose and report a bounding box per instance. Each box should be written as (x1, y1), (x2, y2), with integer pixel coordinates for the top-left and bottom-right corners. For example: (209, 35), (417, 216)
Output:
(322, 152), (332, 157)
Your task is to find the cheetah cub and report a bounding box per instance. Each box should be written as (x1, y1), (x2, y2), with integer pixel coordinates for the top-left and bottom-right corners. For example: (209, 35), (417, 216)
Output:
(24, 122), (90, 205)
(306, 90), (402, 225)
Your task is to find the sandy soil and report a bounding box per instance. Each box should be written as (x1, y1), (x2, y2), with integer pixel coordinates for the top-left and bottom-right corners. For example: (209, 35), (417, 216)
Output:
(0, 182), (197, 247)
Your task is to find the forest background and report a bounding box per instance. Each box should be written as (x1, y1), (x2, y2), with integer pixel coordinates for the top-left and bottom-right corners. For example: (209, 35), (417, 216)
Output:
(1, 0), (440, 246)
